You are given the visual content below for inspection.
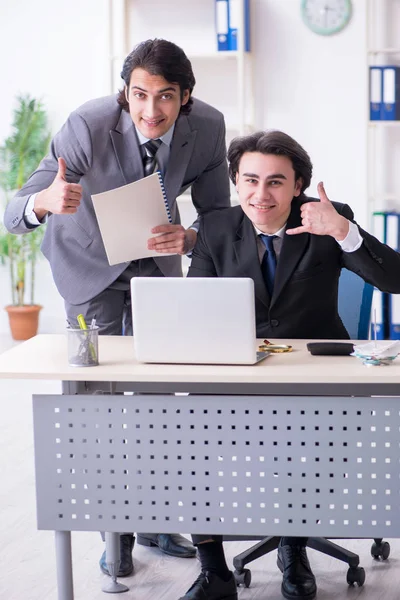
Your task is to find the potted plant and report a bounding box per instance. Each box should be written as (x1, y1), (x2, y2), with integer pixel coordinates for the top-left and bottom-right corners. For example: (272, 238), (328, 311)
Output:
(0, 95), (51, 340)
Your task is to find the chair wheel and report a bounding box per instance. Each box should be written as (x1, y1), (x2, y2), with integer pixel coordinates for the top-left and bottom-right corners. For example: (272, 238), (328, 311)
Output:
(346, 566), (365, 587)
(234, 568), (251, 587)
(371, 540), (390, 560)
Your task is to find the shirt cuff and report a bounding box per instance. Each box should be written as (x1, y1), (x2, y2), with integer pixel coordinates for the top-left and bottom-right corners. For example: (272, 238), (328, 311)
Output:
(336, 220), (363, 253)
(24, 194), (48, 225)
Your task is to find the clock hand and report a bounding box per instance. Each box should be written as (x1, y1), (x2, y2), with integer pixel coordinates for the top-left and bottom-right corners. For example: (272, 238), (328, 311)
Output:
(323, 3), (333, 28)
(322, 5), (328, 28)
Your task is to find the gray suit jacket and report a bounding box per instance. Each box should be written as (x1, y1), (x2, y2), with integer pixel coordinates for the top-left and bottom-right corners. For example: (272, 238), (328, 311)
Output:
(4, 95), (230, 303)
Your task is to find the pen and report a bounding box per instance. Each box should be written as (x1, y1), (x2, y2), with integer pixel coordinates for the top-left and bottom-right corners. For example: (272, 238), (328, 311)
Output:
(77, 313), (97, 362)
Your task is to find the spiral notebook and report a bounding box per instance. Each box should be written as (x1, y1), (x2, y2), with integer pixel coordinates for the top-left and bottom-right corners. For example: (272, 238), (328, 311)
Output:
(92, 171), (173, 266)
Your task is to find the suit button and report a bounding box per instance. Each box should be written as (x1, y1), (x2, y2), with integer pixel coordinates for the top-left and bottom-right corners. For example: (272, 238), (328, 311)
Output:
(271, 319), (279, 327)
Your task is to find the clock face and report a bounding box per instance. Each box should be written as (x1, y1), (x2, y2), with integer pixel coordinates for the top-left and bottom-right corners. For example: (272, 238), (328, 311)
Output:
(301, 0), (352, 35)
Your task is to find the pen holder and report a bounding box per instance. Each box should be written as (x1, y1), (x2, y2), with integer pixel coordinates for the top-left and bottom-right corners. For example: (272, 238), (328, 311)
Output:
(67, 326), (99, 367)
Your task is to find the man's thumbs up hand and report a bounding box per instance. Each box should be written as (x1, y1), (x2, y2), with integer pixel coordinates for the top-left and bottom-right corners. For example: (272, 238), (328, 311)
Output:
(56, 157), (67, 181)
(34, 157), (83, 219)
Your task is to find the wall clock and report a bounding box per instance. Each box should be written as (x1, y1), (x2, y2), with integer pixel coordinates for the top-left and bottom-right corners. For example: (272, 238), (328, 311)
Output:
(301, 0), (352, 36)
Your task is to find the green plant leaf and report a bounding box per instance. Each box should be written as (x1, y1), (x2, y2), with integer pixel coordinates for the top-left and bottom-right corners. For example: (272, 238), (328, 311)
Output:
(0, 94), (51, 305)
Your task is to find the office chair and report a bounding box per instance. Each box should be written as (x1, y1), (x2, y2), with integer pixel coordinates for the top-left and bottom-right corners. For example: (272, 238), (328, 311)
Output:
(232, 269), (389, 589)
(337, 268), (374, 340)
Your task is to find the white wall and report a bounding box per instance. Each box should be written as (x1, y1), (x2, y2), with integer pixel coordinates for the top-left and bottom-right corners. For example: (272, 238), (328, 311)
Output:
(0, 0), (369, 335)
(0, 0), (110, 141)
(126, 0), (368, 223)
(0, 0), (110, 334)
(253, 0), (367, 219)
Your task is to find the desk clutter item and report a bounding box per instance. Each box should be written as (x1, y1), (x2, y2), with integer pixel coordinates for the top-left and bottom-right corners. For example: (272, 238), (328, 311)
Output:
(307, 342), (354, 356)
(67, 326), (99, 367)
(352, 340), (400, 366)
(259, 341), (292, 353)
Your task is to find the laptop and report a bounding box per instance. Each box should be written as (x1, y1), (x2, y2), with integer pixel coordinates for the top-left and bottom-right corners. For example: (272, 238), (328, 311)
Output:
(130, 277), (270, 365)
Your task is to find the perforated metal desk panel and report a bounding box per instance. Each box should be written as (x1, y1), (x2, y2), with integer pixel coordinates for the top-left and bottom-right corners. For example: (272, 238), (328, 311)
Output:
(2, 334), (400, 600)
(33, 393), (400, 538)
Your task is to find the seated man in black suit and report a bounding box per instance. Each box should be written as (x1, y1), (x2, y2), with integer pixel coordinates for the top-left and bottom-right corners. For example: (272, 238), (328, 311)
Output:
(180, 130), (400, 600)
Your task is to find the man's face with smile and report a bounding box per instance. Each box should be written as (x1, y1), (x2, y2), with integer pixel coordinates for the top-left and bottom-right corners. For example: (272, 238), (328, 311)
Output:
(236, 152), (302, 233)
(126, 68), (190, 139)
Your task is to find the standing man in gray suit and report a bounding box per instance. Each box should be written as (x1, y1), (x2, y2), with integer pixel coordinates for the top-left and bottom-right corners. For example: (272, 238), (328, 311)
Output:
(4, 38), (230, 576)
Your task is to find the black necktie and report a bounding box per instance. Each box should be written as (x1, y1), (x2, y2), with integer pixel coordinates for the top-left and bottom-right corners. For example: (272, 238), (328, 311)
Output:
(260, 234), (277, 296)
(143, 139), (162, 177)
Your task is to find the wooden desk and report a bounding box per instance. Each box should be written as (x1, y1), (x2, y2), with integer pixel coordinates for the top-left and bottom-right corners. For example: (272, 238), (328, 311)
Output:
(1, 334), (400, 394)
(1, 335), (400, 599)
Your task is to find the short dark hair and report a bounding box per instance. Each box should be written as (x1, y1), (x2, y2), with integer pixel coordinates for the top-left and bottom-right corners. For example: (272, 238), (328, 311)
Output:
(117, 39), (196, 115)
(228, 130), (313, 193)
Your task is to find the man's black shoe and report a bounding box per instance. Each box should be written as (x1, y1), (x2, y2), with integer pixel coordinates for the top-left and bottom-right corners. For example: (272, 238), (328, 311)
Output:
(137, 533), (196, 558)
(178, 571), (238, 600)
(277, 543), (317, 600)
(99, 534), (135, 577)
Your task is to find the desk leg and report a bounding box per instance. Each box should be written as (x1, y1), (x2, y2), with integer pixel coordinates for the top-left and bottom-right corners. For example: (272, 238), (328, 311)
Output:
(55, 531), (74, 600)
(102, 532), (129, 594)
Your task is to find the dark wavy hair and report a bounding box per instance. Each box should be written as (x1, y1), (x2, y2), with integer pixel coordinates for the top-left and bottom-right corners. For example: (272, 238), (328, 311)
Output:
(117, 39), (196, 115)
(228, 130), (313, 193)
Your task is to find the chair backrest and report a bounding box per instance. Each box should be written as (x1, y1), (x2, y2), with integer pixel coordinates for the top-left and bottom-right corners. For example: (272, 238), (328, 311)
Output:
(338, 269), (373, 340)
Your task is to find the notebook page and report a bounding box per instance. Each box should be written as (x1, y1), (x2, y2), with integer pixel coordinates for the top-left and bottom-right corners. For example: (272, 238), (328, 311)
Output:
(92, 172), (173, 265)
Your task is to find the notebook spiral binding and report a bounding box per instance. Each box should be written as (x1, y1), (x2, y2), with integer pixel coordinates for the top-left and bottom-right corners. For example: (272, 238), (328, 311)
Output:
(156, 171), (172, 223)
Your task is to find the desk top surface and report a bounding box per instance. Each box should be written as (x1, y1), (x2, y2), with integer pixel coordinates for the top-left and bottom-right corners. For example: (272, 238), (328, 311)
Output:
(0, 334), (399, 384)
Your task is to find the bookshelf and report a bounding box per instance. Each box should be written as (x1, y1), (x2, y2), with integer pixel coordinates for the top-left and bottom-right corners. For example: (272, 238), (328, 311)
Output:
(367, 0), (400, 340)
(108, 0), (250, 245)
(367, 0), (400, 222)
(108, 0), (255, 137)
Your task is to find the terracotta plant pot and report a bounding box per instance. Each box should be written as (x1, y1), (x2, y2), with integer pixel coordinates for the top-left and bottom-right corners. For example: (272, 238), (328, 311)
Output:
(5, 305), (42, 341)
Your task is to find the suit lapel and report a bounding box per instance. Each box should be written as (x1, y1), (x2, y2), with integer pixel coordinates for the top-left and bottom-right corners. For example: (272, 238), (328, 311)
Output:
(109, 109), (143, 185)
(109, 111), (196, 212)
(272, 197), (309, 304)
(164, 114), (197, 207)
(233, 215), (270, 309)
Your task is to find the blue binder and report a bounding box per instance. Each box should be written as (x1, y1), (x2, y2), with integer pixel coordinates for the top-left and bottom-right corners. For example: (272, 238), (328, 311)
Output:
(385, 212), (400, 338)
(371, 211), (393, 339)
(227, 0), (250, 51)
(382, 66), (400, 120)
(389, 294), (400, 339)
(371, 289), (385, 340)
(372, 211), (387, 243)
(385, 212), (400, 250)
(369, 66), (383, 121)
(215, 0), (230, 51)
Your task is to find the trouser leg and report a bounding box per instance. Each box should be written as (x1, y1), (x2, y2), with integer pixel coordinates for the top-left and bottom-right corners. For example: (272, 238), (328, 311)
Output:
(65, 286), (129, 335)
(65, 260), (164, 335)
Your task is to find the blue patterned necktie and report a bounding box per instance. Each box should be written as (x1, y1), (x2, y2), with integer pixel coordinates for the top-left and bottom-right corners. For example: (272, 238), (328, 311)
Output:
(260, 234), (277, 296)
(143, 139), (162, 177)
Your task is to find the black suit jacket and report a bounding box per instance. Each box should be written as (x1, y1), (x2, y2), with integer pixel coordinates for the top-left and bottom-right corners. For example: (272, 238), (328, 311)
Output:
(187, 196), (400, 339)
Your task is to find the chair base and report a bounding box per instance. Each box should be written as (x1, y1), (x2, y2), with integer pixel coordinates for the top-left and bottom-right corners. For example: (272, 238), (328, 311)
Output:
(232, 536), (389, 589)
